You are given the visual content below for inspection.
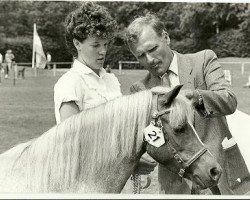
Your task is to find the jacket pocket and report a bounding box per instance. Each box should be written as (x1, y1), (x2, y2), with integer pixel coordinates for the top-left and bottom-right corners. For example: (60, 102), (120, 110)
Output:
(223, 144), (250, 189)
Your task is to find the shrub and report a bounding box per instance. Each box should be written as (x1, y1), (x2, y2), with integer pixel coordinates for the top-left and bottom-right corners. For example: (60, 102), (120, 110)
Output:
(171, 38), (198, 54)
(208, 29), (250, 57)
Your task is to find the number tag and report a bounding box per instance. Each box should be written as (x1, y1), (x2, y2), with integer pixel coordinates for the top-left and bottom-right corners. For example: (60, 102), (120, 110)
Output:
(144, 124), (165, 147)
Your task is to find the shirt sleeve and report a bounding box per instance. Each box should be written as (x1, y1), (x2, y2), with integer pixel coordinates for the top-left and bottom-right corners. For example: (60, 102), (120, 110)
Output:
(54, 73), (83, 111)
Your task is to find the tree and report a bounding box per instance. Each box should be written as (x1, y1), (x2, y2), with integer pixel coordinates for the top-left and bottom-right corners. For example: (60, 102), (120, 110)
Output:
(180, 3), (250, 51)
(0, 1), (250, 65)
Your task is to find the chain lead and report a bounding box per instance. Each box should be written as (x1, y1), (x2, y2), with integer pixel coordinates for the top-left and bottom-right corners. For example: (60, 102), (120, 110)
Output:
(131, 174), (141, 194)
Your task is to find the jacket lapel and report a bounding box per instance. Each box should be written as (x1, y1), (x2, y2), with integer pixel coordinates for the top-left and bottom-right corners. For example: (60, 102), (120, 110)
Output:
(176, 52), (194, 90)
(176, 52), (202, 136)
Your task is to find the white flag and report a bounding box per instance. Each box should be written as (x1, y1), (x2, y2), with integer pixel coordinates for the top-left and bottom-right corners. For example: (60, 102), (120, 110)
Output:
(33, 24), (46, 69)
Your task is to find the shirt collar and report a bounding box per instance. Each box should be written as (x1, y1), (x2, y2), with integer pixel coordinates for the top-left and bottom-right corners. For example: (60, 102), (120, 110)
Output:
(71, 59), (107, 78)
(168, 51), (178, 76)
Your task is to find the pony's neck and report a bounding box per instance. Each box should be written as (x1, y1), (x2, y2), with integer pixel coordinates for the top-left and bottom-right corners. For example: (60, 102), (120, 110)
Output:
(24, 90), (152, 193)
(79, 143), (146, 193)
(74, 91), (152, 193)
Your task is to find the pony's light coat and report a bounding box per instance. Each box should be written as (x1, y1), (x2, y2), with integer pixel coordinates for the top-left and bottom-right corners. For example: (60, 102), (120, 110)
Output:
(0, 90), (152, 192)
(0, 87), (192, 193)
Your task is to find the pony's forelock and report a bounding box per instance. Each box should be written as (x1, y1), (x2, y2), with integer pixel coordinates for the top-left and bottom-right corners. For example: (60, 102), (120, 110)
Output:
(151, 86), (193, 130)
(169, 95), (193, 130)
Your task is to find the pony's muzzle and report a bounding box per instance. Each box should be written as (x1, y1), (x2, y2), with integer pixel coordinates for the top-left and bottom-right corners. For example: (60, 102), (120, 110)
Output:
(190, 153), (222, 189)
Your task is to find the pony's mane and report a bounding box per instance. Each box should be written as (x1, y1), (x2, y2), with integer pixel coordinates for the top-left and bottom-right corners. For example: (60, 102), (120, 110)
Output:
(25, 90), (153, 192)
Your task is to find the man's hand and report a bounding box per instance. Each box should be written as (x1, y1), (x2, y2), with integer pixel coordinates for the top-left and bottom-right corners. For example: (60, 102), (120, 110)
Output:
(182, 89), (200, 107)
(182, 89), (208, 117)
(183, 89), (195, 100)
(134, 155), (157, 175)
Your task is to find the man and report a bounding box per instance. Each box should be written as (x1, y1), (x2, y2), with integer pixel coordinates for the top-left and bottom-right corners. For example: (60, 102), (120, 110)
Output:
(125, 13), (250, 194)
(105, 64), (111, 73)
(4, 50), (15, 79)
(46, 52), (52, 70)
(0, 52), (3, 72)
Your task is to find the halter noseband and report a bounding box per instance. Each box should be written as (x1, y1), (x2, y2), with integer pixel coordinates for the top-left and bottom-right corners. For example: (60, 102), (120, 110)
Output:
(150, 94), (208, 177)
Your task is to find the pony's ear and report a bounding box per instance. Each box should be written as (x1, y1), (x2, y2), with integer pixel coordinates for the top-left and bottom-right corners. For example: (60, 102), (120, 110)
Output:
(163, 85), (183, 105)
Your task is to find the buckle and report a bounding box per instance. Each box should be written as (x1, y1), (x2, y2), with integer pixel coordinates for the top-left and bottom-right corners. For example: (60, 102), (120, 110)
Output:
(178, 169), (185, 177)
(197, 90), (203, 106)
(174, 154), (183, 164)
(152, 111), (158, 119)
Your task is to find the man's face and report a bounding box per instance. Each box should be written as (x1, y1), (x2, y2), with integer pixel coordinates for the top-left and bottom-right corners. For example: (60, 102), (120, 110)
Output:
(129, 26), (173, 77)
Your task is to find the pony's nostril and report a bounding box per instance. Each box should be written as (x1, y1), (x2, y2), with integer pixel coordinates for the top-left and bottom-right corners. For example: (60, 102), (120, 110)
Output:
(210, 167), (221, 181)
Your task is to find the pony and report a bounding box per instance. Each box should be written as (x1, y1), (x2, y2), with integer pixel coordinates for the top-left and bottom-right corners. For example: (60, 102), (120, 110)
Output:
(0, 85), (221, 193)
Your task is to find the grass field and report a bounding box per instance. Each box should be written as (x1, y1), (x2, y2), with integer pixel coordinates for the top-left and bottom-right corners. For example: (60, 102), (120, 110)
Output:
(0, 57), (250, 194)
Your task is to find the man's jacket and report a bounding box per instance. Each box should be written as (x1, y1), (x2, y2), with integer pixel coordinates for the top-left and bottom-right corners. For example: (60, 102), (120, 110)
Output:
(130, 49), (250, 194)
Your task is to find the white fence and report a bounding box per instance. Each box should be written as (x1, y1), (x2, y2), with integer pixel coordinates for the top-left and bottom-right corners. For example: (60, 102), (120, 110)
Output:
(15, 62), (72, 77)
(220, 62), (250, 75)
(15, 60), (250, 77)
(118, 61), (139, 75)
(118, 61), (250, 86)
(118, 61), (250, 75)
(3, 61), (250, 84)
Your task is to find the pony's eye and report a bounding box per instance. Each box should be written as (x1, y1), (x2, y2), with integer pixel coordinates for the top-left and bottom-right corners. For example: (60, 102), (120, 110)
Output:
(174, 124), (187, 135)
(174, 128), (185, 134)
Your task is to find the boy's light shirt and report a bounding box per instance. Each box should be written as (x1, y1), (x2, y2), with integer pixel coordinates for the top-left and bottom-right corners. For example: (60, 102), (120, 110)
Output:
(54, 59), (122, 124)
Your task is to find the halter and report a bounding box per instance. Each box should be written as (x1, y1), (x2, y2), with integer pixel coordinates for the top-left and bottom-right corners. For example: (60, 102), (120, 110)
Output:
(150, 94), (208, 178)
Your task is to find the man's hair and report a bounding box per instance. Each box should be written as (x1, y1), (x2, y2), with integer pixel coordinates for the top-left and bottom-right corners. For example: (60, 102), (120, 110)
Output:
(125, 13), (168, 46)
(64, 2), (117, 57)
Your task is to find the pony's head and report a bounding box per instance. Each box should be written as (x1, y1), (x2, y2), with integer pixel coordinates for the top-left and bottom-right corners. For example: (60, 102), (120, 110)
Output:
(145, 85), (222, 190)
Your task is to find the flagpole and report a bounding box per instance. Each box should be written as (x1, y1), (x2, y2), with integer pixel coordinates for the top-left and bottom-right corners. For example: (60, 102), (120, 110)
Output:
(32, 23), (46, 72)
(32, 23), (37, 77)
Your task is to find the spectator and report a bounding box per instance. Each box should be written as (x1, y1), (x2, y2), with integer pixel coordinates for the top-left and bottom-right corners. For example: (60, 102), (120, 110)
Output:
(105, 64), (111, 73)
(4, 49), (15, 79)
(0, 52), (3, 74)
(46, 52), (52, 70)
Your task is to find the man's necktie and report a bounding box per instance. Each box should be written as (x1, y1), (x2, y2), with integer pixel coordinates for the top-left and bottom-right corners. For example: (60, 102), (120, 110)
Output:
(161, 71), (171, 87)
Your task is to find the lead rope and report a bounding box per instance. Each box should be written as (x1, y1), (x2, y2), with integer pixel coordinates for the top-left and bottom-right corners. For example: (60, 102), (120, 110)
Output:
(131, 174), (141, 194)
